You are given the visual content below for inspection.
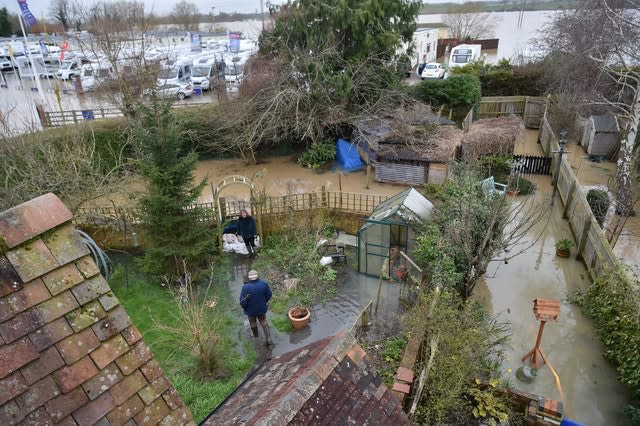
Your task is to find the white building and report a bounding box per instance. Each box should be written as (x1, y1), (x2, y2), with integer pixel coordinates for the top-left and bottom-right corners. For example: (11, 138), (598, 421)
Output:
(412, 27), (439, 65)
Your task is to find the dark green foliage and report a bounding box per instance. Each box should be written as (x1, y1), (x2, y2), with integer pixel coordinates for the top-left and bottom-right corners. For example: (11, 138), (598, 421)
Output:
(413, 74), (481, 121)
(0, 7), (12, 37)
(624, 405), (640, 426)
(512, 176), (536, 195)
(586, 189), (610, 227)
(134, 99), (216, 277)
(450, 60), (545, 96)
(577, 266), (640, 419)
(259, 0), (421, 109)
(297, 140), (336, 169)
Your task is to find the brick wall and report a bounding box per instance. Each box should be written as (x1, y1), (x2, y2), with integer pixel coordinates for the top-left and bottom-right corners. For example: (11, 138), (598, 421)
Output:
(0, 194), (194, 426)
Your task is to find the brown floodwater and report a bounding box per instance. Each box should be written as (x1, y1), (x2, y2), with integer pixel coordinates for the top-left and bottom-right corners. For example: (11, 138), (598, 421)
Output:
(193, 156), (408, 203)
(516, 130), (639, 270)
(474, 187), (631, 425)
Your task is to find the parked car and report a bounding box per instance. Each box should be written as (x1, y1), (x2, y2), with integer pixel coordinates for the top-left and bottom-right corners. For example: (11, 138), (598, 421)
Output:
(56, 60), (81, 80)
(154, 82), (194, 100)
(421, 63), (446, 79)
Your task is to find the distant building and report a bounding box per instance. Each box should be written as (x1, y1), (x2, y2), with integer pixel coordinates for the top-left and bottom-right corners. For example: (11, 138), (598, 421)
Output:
(412, 27), (439, 64)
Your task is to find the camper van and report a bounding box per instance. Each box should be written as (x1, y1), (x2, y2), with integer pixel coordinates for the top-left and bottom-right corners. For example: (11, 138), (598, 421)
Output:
(448, 44), (482, 68)
(41, 58), (62, 78)
(157, 59), (192, 86)
(56, 59), (81, 80)
(191, 56), (225, 91)
(80, 62), (114, 91)
(224, 55), (248, 84)
(0, 54), (13, 70)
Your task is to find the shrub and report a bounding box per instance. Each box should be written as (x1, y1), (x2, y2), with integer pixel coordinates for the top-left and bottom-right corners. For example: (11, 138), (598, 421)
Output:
(412, 74), (481, 121)
(297, 140), (336, 169)
(587, 189), (610, 227)
(578, 266), (640, 421)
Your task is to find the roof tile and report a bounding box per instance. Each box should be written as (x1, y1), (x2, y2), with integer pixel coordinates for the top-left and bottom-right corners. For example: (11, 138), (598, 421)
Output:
(42, 224), (90, 266)
(6, 239), (59, 283)
(0, 193), (72, 249)
(0, 255), (24, 298)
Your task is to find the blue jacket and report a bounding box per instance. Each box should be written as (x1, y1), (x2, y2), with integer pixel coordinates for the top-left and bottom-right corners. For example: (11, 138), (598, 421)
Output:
(239, 279), (272, 316)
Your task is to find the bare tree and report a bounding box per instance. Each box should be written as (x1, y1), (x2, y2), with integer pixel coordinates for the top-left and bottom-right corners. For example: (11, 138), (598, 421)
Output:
(541, 0), (639, 216)
(49, 0), (70, 30)
(171, 0), (199, 31)
(443, 4), (498, 40)
(74, 1), (161, 113)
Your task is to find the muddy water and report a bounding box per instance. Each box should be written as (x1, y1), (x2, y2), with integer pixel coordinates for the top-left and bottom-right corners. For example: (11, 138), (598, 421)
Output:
(194, 156), (408, 203)
(516, 129), (639, 270)
(226, 254), (402, 358)
(474, 189), (631, 425)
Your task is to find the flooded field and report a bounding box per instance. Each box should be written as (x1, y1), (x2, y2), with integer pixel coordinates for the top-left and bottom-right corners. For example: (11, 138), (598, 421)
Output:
(475, 185), (631, 425)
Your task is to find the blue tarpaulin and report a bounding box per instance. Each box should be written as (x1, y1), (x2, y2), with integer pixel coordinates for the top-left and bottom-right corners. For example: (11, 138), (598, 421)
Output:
(335, 139), (363, 172)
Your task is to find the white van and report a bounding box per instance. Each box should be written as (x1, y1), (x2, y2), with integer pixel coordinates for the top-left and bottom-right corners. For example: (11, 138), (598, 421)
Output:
(191, 57), (225, 91)
(224, 55), (248, 84)
(0, 54), (13, 71)
(16, 55), (47, 79)
(42, 58), (62, 78)
(448, 44), (482, 68)
(157, 59), (192, 86)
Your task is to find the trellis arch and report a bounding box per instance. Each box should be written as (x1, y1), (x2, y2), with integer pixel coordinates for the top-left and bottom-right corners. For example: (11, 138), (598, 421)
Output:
(213, 175), (260, 232)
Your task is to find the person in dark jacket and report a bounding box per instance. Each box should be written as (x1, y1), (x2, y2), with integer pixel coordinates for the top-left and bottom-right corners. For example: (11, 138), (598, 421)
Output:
(239, 270), (273, 345)
(237, 209), (258, 257)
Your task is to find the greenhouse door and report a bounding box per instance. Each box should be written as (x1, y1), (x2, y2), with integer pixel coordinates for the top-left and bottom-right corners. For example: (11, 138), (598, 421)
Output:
(358, 221), (409, 277)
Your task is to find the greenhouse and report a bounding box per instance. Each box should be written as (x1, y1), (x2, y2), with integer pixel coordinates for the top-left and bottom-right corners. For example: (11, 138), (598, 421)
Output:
(357, 188), (434, 277)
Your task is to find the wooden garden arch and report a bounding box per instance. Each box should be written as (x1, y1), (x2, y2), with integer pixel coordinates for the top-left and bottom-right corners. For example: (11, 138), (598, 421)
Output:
(213, 175), (262, 235)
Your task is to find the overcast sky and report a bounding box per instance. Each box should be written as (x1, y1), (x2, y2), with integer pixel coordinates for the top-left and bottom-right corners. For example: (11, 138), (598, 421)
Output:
(1, 0), (463, 17)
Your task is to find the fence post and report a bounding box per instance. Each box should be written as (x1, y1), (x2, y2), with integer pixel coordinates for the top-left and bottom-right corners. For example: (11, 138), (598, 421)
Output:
(321, 186), (327, 207)
(576, 218), (592, 262)
(562, 181), (576, 219)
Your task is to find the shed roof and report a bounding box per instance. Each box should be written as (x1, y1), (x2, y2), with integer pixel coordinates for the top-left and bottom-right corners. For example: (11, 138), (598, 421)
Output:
(368, 187), (434, 224)
(591, 114), (619, 133)
(202, 333), (408, 425)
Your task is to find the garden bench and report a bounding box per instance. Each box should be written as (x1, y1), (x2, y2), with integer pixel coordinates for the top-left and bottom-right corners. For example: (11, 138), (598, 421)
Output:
(481, 176), (507, 198)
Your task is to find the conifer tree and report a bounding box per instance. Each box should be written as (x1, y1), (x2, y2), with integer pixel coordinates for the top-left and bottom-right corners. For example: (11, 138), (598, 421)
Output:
(134, 98), (216, 277)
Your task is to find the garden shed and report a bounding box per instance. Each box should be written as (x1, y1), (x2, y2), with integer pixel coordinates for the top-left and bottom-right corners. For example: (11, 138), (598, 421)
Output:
(581, 114), (620, 158)
(358, 187), (434, 277)
(461, 116), (525, 160)
(352, 104), (462, 186)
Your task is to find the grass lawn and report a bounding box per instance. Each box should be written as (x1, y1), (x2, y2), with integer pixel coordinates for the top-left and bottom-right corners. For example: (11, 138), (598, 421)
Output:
(108, 256), (256, 423)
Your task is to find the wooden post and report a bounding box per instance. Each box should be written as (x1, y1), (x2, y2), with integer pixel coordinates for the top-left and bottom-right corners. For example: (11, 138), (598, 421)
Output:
(562, 181), (576, 219)
(576, 218), (591, 261)
(366, 164), (371, 190)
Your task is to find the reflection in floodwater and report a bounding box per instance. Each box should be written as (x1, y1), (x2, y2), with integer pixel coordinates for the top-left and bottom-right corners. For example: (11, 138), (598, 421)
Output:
(226, 253), (404, 359)
(475, 191), (631, 425)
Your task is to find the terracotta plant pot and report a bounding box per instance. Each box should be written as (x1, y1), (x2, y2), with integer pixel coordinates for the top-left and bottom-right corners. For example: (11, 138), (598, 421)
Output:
(556, 248), (571, 257)
(288, 306), (310, 329)
(507, 189), (520, 196)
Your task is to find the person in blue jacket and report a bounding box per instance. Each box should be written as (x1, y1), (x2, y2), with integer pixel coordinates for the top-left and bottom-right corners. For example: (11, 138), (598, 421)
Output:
(239, 269), (273, 345)
(237, 209), (258, 258)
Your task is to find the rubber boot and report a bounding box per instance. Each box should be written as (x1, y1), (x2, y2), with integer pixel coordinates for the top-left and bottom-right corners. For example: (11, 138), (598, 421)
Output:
(250, 326), (259, 338)
(261, 322), (273, 346)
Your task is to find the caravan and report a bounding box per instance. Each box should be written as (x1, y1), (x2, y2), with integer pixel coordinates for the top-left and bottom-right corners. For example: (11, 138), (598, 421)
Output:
(448, 44), (482, 68)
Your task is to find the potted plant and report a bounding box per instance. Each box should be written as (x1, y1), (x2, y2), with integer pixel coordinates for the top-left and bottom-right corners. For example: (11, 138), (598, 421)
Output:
(288, 305), (311, 329)
(555, 239), (574, 257)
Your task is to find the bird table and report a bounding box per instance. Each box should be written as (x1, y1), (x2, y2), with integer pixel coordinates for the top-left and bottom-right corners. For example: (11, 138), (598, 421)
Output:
(522, 298), (560, 369)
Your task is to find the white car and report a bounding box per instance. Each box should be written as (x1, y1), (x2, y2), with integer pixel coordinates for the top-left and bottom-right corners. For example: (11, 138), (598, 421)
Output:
(421, 63), (446, 79)
(155, 82), (194, 100)
(56, 60), (80, 80)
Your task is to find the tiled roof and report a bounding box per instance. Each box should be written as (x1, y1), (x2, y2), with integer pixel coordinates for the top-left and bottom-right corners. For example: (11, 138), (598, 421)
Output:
(203, 333), (409, 426)
(0, 194), (193, 426)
